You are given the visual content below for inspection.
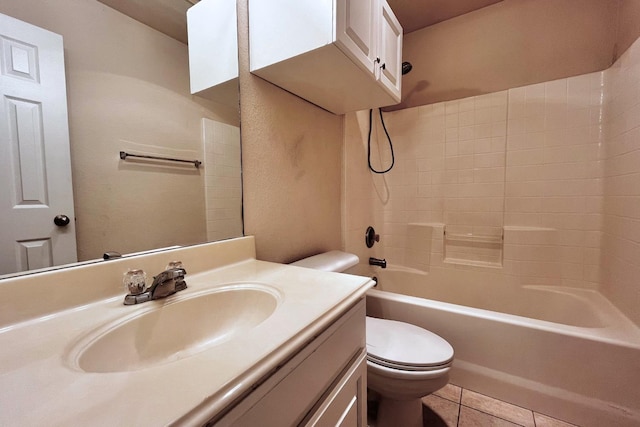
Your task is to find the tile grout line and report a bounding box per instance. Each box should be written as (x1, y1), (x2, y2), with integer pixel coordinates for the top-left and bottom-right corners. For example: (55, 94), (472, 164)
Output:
(454, 386), (532, 427)
(429, 385), (579, 426)
(424, 395), (528, 427)
(459, 405), (528, 427)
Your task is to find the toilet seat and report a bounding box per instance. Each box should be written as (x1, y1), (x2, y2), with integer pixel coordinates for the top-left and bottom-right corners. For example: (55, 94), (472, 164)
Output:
(366, 316), (454, 372)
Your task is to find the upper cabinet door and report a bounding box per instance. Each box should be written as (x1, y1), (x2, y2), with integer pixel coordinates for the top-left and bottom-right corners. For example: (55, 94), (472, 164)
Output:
(187, 0), (239, 107)
(377, 0), (403, 99)
(336, 0), (376, 75)
(248, 0), (402, 114)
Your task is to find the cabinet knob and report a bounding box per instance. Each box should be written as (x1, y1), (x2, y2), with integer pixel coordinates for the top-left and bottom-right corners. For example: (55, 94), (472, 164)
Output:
(375, 57), (381, 63)
(380, 63), (386, 70)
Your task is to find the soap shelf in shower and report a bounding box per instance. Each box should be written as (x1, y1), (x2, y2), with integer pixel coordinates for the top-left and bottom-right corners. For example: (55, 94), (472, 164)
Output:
(443, 231), (503, 244)
(443, 226), (504, 268)
(442, 258), (503, 269)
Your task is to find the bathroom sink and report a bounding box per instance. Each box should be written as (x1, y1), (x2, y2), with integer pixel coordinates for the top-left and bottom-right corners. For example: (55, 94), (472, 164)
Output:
(71, 284), (281, 373)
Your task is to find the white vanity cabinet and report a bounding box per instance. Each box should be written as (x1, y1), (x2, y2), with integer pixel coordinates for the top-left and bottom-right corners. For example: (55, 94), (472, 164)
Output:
(187, 0), (239, 107)
(211, 300), (367, 426)
(0, 235), (375, 426)
(249, 0), (403, 114)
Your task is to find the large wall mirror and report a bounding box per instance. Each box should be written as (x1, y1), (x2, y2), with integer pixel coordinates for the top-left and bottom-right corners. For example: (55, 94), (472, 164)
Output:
(0, 0), (241, 277)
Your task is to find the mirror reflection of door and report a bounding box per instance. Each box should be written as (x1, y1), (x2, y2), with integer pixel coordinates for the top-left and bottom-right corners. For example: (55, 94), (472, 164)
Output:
(0, 13), (77, 275)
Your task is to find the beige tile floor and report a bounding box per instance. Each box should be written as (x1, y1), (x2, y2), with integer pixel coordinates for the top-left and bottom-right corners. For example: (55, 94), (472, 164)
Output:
(421, 384), (579, 427)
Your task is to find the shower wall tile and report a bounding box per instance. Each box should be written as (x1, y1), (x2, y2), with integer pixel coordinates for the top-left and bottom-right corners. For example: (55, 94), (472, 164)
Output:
(440, 91), (507, 245)
(405, 223), (433, 271)
(601, 36), (640, 326)
(345, 92), (508, 269)
(202, 119), (242, 242)
(344, 38), (640, 323)
(503, 71), (605, 288)
(344, 75), (604, 282)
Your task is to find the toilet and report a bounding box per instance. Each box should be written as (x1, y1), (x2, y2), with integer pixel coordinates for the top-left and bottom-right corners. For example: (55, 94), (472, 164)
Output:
(291, 251), (454, 427)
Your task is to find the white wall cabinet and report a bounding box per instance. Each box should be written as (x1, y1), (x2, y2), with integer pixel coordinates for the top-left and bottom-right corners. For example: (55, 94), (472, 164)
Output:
(187, 0), (239, 108)
(210, 300), (367, 426)
(335, 0), (376, 76)
(377, 0), (403, 97)
(249, 0), (403, 115)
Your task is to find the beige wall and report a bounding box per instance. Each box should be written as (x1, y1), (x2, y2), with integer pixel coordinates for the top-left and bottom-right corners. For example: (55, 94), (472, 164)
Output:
(0, 0), (238, 261)
(237, 0), (343, 263)
(392, 0), (620, 110)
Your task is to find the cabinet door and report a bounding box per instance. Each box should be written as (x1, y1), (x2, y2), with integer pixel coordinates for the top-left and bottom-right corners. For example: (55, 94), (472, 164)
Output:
(303, 352), (367, 427)
(376, 0), (402, 99)
(336, 0), (376, 75)
(187, 0), (239, 107)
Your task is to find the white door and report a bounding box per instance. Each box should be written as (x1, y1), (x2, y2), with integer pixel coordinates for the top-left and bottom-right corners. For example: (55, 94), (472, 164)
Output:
(0, 13), (77, 275)
(335, 0), (376, 76)
(376, 0), (402, 99)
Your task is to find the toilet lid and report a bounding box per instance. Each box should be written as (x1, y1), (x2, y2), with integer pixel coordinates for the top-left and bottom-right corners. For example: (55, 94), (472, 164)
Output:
(366, 316), (454, 371)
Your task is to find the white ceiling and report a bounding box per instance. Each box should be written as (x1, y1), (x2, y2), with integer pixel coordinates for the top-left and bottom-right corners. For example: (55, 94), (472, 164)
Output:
(97, 0), (504, 44)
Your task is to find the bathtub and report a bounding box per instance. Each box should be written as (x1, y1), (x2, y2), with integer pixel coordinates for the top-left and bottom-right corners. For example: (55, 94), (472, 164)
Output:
(349, 264), (640, 427)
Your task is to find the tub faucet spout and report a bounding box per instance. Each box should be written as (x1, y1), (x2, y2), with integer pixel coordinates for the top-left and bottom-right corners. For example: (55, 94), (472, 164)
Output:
(369, 257), (387, 268)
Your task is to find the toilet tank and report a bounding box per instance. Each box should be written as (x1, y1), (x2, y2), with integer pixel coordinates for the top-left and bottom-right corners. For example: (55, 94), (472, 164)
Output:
(290, 251), (359, 273)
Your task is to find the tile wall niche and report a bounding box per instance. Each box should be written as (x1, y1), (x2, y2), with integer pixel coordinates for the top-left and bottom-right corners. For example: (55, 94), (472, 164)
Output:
(344, 36), (640, 324)
(203, 118), (243, 242)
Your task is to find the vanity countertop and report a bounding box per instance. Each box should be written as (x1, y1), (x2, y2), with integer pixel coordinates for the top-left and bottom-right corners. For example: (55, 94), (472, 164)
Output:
(0, 238), (373, 425)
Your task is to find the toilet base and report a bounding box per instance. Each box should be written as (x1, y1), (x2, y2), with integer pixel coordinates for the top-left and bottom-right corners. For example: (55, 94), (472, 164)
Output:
(376, 397), (423, 427)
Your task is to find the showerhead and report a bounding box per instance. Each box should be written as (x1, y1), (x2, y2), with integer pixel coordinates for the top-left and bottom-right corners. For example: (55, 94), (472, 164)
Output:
(401, 61), (413, 75)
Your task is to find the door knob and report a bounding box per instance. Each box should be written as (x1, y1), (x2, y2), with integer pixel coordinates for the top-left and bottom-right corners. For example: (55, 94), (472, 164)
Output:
(54, 214), (71, 227)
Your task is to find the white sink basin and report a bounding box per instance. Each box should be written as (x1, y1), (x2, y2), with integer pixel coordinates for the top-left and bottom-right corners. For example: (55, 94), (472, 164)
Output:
(69, 284), (281, 373)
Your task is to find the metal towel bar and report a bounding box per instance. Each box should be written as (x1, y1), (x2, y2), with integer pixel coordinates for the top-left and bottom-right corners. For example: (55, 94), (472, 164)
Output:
(119, 151), (201, 168)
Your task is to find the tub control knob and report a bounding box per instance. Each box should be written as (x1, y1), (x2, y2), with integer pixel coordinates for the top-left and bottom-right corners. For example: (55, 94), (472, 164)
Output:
(366, 226), (380, 248)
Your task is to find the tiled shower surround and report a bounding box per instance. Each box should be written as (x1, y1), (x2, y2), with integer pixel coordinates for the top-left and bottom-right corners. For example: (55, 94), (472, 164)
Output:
(344, 38), (640, 326)
(203, 119), (242, 242)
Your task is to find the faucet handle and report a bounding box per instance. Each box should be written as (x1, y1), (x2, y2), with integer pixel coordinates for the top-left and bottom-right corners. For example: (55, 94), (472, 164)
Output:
(124, 269), (147, 295)
(166, 260), (183, 270)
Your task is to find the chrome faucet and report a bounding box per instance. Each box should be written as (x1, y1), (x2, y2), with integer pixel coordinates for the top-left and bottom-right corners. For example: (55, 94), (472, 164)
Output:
(123, 266), (187, 305)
